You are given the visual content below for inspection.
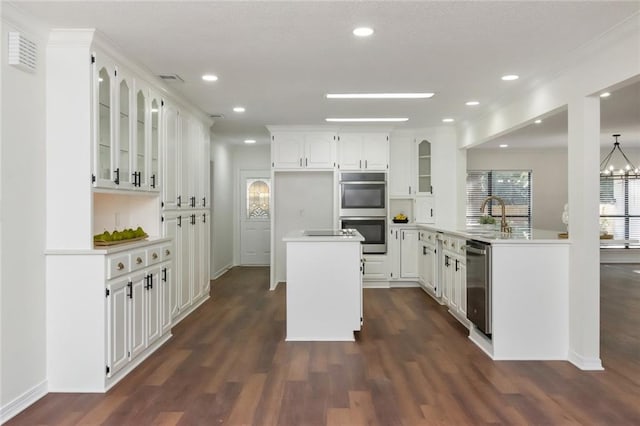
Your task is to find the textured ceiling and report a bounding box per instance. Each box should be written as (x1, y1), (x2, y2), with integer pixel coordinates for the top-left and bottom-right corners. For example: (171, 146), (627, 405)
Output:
(11, 0), (640, 146)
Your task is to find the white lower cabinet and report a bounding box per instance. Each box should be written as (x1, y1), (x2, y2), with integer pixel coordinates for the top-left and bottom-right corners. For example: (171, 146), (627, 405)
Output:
(417, 232), (437, 295)
(439, 235), (469, 327)
(105, 243), (174, 380)
(362, 254), (388, 281)
(162, 211), (210, 323)
(389, 227), (419, 282)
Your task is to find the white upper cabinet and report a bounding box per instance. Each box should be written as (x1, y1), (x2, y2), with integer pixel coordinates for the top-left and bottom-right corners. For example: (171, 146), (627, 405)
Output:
(116, 68), (133, 189)
(134, 85), (148, 189)
(93, 55), (116, 188)
(162, 102), (180, 208)
(149, 94), (161, 192)
(271, 132), (335, 169)
(337, 133), (388, 171)
(416, 139), (432, 194)
(389, 134), (415, 197)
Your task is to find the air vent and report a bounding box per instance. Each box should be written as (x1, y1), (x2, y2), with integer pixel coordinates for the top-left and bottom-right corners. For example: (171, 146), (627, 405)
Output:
(158, 74), (184, 82)
(209, 113), (225, 119)
(8, 32), (36, 73)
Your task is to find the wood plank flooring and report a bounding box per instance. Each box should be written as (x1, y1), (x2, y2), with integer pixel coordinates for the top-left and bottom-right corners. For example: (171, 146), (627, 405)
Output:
(8, 264), (640, 425)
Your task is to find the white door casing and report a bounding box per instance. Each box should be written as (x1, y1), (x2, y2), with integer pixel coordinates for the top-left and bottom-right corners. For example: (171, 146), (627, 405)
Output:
(240, 170), (271, 265)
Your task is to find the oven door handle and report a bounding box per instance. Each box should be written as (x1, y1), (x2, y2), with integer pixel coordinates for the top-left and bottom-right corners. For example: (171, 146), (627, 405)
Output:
(339, 181), (386, 185)
(465, 246), (486, 255)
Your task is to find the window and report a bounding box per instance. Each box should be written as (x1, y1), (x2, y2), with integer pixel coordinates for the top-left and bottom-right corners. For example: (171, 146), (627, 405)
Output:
(599, 176), (640, 245)
(246, 179), (271, 219)
(467, 170), (532, 228)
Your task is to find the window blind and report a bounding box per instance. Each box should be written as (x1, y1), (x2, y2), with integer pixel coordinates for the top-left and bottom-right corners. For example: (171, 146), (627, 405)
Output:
(467, 170), (532, 228)
(600, 176), (640, 243)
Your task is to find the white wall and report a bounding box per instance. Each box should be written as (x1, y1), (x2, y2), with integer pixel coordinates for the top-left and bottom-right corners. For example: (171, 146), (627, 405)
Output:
(273, 172), (335, 284)
(467, 148), (568, 231)
(232, 145), (270, 265)
(210, 138), (233, 278)
(0, 5), (49, 419)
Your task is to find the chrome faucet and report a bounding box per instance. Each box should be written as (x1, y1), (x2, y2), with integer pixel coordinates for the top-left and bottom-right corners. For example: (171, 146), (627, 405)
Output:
(480, 195), (512, 233)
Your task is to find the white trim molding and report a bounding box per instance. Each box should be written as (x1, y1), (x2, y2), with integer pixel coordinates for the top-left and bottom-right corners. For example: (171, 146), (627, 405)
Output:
(569, 350), (604, 371)
(0, 379), (48, 424)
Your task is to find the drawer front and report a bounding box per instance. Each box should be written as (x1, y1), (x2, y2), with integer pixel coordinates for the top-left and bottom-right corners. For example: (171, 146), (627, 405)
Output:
(160, 244), (173, 262)
(130, 250), (147, 272)
(108, 254), (130, 279)
(147, 245), (162, 266)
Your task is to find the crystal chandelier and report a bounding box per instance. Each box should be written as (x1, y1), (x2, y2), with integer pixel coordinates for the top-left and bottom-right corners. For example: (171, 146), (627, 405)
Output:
(600, 134), (638, 178)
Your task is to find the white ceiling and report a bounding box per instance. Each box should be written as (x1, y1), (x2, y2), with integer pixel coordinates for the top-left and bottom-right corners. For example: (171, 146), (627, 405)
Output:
(12, 1), (640, 146)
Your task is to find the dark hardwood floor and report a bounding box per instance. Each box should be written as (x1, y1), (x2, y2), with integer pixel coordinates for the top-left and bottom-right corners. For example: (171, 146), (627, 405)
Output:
(8, 264), (640, 425)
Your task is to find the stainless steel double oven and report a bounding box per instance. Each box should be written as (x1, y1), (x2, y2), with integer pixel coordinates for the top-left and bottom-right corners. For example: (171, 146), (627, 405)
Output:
(338, 172), (387, 254)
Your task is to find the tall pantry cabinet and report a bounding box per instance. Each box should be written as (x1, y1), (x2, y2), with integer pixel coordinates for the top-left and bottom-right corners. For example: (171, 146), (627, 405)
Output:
(44, 30), (211, 393)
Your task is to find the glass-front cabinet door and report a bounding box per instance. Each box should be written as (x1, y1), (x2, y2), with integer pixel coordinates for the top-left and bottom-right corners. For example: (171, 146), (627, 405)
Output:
(417, 139), (432, 194)
(149, 95), (161, 191)
(117, 71), (132, 188)
(135, 87), (147, 189)
(93, 56), (115, 188)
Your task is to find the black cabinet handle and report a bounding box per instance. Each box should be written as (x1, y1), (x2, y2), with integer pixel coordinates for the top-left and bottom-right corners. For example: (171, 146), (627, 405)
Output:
(144, 275), (149, 290)
(151, 174), (156, 188)
(191, 196), (196, 208)
(132, 172), (137, 186)
(191, 214), (196, 225)
(423, 246), (426, 255)
(305, 158), (308, 167)
(299, 158), (302, 167)
(114, 168), (120, 185)
(430, 208), (433, 217)
(127, 281), (132, 298)
(202, 213), (206, 223)
(402, 231), (405, 240)
(162, 268), (167, 282)
(177, 216), (182, 227)
(177, 195), (182, 207)
(455, 259), (459, 272)
(202, 197), (206, 207)
(149, 274), (153, 289)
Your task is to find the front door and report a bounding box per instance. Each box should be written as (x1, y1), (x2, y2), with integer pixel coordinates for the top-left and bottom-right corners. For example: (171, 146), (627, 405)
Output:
(240, 170), (271, 265)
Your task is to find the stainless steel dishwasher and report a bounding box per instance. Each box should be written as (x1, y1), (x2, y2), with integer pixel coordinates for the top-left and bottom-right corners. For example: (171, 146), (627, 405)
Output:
(466, 240), (492, 337)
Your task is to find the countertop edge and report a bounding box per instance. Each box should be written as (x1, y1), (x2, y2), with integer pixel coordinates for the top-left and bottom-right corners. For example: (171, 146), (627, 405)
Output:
(45, 236), (173, 255)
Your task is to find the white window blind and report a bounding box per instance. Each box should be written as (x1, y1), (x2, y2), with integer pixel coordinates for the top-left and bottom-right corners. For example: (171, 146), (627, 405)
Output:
(600, 176), (640, 244)
(467, 170), (532, 228)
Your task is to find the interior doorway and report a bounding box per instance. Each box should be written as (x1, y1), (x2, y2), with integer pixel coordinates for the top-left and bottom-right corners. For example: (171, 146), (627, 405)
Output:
(240, 170), (271, 265)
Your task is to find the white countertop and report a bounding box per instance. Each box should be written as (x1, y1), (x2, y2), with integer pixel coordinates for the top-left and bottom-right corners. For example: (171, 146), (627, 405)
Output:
(283, 229), (365, 243)
(45, 236), (173, 255)
(398, 223), (570, 244)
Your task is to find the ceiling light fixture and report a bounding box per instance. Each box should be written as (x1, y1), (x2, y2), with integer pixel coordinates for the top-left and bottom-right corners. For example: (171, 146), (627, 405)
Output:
(442, 118), (455, 123)
(202, 74), (218, 82)
(233, 107), (245, 113)
(501, 75), (519, 81)
(244, 139), (256, 144)
(600, 92), (611, 98)
(353, 27), (374, 37)
(465, 101), (480, 106)
(534, 119), (542, 124)
(600, 134), (638, 177)
(325, 117), (408, 123)
(499, 144), (508, 148)
(326, 93), (434, 99)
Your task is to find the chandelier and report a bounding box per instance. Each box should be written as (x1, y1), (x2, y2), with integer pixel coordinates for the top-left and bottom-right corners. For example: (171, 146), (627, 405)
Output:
(600, 134), (638, 178)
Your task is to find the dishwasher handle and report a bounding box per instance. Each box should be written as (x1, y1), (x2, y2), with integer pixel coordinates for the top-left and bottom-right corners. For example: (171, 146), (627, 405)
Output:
(465, 246), (487, 255)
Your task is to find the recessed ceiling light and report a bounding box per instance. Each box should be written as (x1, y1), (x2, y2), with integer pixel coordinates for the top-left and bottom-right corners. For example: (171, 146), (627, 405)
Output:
(465, 101), (480, 106)
(326, 93), (434, 99)
(202, 74), (218, 82)
(325, 117), (408, 122)
(353, 27), (374, 37)
(534, 119), (542, 124)
(501, 74), (519, 81)
(244, 139), (256, 144)
(233, 107), (245, 113)
(442, 118), (455, 123)
(499, 144), (508, 148)
(600, 92), (611, 98)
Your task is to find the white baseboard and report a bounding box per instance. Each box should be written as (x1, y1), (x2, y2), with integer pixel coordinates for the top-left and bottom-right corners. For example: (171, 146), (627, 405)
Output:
(212, 263), (232, 280)
(389, 280), (420, 288)
(363, 281), (390, 288)
(568, 349), (604, 371)
(0, 379), (48, 424)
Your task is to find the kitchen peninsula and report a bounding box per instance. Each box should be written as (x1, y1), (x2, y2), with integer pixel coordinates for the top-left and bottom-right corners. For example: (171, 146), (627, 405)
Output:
(283, 229), (364, 341)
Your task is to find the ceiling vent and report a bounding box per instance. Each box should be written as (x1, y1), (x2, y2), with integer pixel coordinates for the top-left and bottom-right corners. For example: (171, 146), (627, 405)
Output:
(8, 32), (36, 73)
(158, 74), (184, 83)
(209, 113), (225, 119)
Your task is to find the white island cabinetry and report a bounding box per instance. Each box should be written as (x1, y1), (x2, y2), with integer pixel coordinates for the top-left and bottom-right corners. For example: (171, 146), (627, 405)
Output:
(284, 230), (364, 341)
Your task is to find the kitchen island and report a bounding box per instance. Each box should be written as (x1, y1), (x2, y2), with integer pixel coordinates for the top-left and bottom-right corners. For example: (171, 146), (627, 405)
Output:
(419, 224), (571, 362)
(283, 229), (364, 341)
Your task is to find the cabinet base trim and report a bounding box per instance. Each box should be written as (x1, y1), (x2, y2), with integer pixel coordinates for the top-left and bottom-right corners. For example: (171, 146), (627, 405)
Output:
(363, 281), (390, 288)
(390, 281), (420, 288)
(568, 350), (604, 371)
(0, 379), (48, 424)
(106, 333), (172, 392)
(171, 294), (210, 326)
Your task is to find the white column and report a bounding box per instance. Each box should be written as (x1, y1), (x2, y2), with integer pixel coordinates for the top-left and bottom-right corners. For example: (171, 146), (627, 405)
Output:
(567, 96), (603, 370)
